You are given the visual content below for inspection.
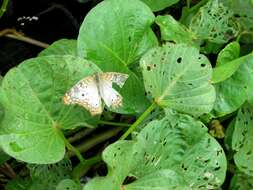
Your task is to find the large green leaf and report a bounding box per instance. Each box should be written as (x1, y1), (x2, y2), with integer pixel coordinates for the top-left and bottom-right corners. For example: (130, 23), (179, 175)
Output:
(232, 103), (253, 176)
(189, 0), (239, 44)
(155, 15), (196, 44)
(39, 39), (77, 56)
(212, 53), (253, 117)
(83, 111), (226, 190)
(140, 0), (179, 11)
(0, 55), (100, 164)
(140, 43), (215, 117)
(77, 0), (158, 114)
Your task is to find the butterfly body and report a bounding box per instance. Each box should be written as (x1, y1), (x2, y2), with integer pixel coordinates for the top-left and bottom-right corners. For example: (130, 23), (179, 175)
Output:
(63, 72), (129, 115)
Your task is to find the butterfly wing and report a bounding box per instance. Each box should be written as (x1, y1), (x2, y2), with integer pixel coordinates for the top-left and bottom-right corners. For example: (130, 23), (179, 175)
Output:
(63, 75), (102, 115)
(98, 72), (129, 108)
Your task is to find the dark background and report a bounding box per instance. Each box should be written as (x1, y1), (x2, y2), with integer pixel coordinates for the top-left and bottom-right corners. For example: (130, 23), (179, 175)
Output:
(0, 0), (102, 75)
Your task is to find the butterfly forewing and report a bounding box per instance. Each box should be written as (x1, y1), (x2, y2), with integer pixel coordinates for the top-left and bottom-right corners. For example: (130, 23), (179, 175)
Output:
(98, 72), (129, 108)
(63, 75), (102, 115)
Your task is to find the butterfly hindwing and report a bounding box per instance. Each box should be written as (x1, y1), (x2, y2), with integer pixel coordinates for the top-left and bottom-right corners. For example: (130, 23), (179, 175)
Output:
(98, 72), (129, 108)
(63, 75), (102, 115)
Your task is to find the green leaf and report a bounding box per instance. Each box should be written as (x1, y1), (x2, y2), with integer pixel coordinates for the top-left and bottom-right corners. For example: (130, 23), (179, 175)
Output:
(140, 0), (179, 11)
(5, 177), (32, 190)
(212, 54), (253, 117)
(0, 55), (100, 164)
(230, 172), (253, 190)
(232, 103), (253, 176)
(39, 39), (77, 56)
(155, 15), (196, 44)
(28, 158), (72, 190)
(83, 111), (226, 189)
(56, 179), (81, 190)
(216, 41), (240, 66)
(140, 43), (215, 117)
(77, 0), (158, 114)
(189, 0), (239, 43)
(212, 43), (250, 84)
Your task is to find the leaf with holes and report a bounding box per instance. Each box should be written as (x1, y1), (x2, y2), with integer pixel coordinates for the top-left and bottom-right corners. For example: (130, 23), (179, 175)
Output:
(28, 158), (72, 190)
(140, 43), (215, 117)
(155, 15), (196, 44)
(221, 0), (253, 43)
(230, 172), (253, 190)
(77, 0), (158, 114)
(232, 103), (253, 176)
(83, 111), (226, 190)
(140, 0), (180, 11)
(39, 39), (77, 56)
(189, 0), (239, 44)
(0, 55), (100, 164)
(212, 53), (253, 117)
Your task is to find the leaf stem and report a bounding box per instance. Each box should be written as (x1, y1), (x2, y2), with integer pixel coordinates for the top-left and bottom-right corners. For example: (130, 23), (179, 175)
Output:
(0, 0), (8, 18)
(120, 103), (156, 140)
(56, 128), (85, 162)
(98, 120), (131, 127)
(68, 128), (96, 143)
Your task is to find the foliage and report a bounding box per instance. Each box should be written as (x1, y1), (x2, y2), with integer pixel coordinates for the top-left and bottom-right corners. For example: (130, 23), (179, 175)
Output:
(0, 0), (253, 189)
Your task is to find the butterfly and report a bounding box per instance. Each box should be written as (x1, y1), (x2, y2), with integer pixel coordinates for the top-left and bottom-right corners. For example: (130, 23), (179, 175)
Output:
(63, 72), (129, 115)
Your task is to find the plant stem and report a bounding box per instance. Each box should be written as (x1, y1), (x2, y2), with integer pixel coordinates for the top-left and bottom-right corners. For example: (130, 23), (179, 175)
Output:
(186, 0), (191, 9)
(56, 128), (85, 162)
(0, 28), (49, 48)
(72, 155), (102, 180)
(98, 120), (131, 127)
(68, 126), (123, 157)
(120, 103), (156, 140)
(0, 0), (8, 18)
(68, 128), (96, 143)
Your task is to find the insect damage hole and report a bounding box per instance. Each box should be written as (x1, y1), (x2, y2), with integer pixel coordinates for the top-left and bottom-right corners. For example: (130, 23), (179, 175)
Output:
(177, 57), (182, 64)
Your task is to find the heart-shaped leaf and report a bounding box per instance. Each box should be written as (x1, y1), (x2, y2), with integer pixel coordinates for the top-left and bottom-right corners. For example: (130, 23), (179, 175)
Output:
(77, 0), (158, 114)
(0, 55), (100, 163)
(140, 43), (215, 117)
(83, 111), (227, 190)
